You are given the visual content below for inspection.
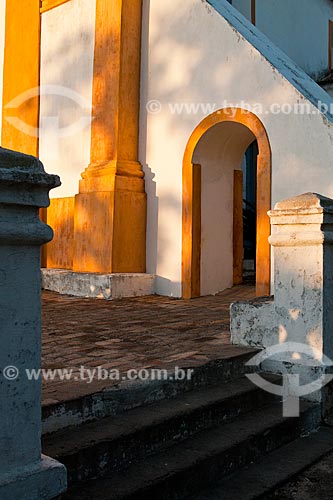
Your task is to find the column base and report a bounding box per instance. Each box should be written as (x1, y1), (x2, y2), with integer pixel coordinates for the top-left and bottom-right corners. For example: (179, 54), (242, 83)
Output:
(0, 455), (67, 500)
(73, 189), (147, 274)
(42, 269), (155, 300)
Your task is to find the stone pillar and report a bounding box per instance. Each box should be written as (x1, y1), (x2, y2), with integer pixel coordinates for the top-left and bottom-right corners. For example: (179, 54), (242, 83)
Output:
(269, 193), (333, 360)
(72, 0), (147, 274)
(231, 193), (333, 354)
(230, 193), (333, 409)
(0, 148), (67, 499)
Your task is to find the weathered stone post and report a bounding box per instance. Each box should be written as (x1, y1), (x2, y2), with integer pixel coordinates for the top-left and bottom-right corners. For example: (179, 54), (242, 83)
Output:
(231, 193), (333, 413)
(269, 193), (333, 359)
(0, 148), (67, 499)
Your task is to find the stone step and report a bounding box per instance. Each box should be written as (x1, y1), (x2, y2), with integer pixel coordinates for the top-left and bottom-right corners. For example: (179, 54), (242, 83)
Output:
(43, 374), (278, 486)
(41, 269), (155, 300)
(190, 426), (333, 500)
(59, 400), (320, 500)
(42, 349), (257, 435)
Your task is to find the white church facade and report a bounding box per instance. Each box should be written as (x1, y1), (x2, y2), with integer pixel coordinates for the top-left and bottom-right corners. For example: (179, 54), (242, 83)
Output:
(0, 0), (333, 298)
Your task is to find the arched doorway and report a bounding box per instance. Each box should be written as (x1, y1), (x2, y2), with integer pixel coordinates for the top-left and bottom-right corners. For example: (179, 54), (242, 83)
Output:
(182, 109), (271, 298)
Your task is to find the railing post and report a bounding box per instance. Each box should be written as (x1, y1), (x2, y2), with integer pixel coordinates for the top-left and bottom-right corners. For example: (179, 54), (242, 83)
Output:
(0, 148), (67, 499)
(268, 193), (333, 360)
(231, 193), (333, 414)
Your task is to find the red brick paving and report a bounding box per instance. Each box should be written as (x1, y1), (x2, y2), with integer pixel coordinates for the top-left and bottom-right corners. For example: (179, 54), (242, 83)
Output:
(42, 284), (256, 404)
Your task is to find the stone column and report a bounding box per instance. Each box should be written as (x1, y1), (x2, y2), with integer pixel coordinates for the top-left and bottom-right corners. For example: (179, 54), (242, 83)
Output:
(0, 148), (67, 499)
(269, 192), (333, 360)
(231, 193), (333, 410)
(73, 0), (147, 274)
(231, 193), (333, 352)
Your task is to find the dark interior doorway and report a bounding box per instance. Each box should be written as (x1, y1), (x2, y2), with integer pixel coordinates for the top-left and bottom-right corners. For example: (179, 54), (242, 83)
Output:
(242, 140), (258, 284)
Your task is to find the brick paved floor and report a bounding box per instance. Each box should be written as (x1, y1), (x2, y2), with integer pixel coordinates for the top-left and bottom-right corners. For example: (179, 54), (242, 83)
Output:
(42, 284), (256, 405)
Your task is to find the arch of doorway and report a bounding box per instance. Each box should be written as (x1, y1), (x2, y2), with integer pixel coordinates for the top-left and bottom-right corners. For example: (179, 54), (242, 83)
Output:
(182, 108), (272, 299)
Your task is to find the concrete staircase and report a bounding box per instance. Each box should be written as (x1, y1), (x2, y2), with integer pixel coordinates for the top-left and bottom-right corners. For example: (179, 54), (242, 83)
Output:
(41, 351), (333, 500)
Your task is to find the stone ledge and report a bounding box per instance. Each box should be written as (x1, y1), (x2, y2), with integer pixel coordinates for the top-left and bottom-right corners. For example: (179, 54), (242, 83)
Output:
(0, 455), (67, 500)
(41, 269), (155, 300)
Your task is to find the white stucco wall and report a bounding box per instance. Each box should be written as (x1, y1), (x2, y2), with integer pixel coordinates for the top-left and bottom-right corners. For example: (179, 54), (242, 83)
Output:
(0, 0), (6, 143)
(140, 0), (333, 297)
(39, 0), (96, 198)
(232, 0), (333, 80)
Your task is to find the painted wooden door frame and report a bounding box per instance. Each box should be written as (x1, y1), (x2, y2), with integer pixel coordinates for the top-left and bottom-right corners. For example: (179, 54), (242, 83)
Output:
(182, 108), (272, 299)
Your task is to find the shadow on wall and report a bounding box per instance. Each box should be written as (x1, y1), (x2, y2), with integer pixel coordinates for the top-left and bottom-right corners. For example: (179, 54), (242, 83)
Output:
(39, 3), (182, 278)
(37, 23), (97, 269)
(139, 0), (333, 296)
(38, 0), (333, 289)
(38, 22), (95, 197)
